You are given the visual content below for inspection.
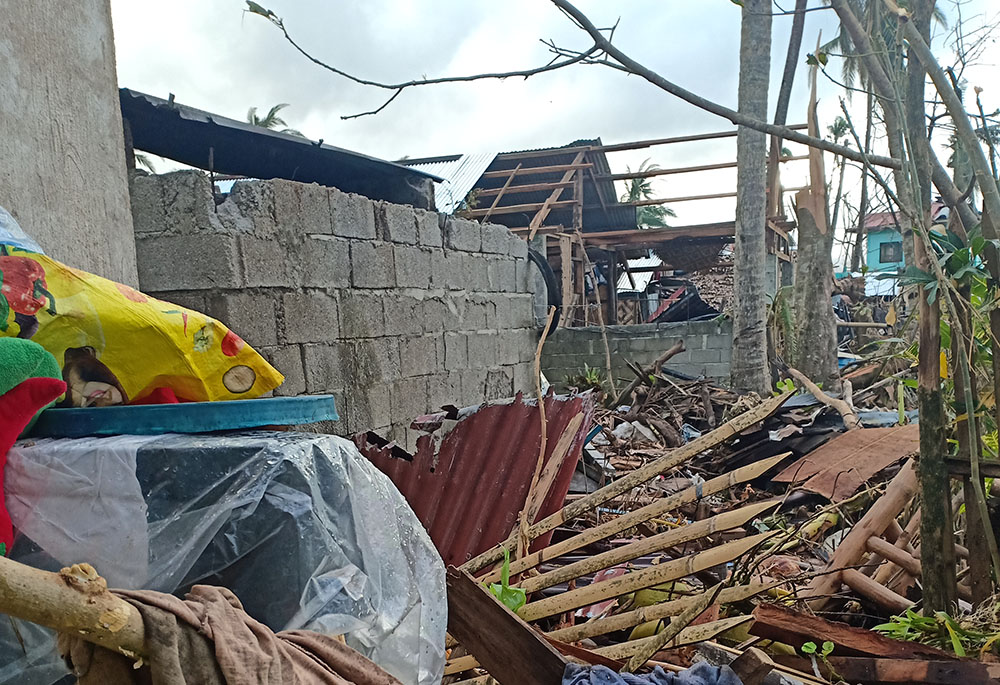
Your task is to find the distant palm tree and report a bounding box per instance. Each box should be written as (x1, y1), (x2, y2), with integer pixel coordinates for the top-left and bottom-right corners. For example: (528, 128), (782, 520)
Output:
(621, 159), (676, 228)
(246, 103), (304, 137)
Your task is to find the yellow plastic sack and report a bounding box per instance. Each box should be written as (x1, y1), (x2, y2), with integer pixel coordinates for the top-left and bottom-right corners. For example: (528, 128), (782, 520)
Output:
(0, 245), (283, 406)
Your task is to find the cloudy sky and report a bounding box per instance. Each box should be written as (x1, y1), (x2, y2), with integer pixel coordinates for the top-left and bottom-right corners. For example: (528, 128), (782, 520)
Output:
(110, 0), (999, 261)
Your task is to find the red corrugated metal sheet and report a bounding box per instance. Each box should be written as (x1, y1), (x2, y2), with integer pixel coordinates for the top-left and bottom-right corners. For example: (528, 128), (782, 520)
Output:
(356, 392), (595, 568)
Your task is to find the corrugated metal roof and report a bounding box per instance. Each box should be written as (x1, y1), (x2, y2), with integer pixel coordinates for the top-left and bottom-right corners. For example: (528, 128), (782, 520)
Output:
(403, 153), (498, 214)
(616, 256), (663, 292)
(355, 392), (595, 568)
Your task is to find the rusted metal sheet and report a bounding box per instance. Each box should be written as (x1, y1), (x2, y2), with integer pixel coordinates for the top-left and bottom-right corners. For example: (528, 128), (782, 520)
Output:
(356, 392), (595, 567)
(772, 424), (919, 501)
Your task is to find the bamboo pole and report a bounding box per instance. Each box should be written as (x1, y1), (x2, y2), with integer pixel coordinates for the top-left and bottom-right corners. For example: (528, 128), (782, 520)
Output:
(841, 569), (915, 613)
(517, 533), (775, 622)
(0, 557), (145, 658)
(520, 500), (779, 594)
(592, 617), (753, 660)
(462, 393), (791, 574)
(623, 584), (722, 671)
(484, 455), (788, 585)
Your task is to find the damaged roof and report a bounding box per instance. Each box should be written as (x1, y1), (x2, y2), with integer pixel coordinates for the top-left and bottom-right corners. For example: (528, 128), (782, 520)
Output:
(120, 88), (441, 208)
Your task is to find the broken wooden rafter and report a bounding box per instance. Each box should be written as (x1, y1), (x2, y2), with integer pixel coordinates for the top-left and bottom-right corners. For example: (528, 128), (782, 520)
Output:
(464, 199), (577, 218)
(476, 180), (574, 197)
(462, 392), (791, 574)
(479, 162), (522, 223)
(595, 156), (810, 183)
(480, 162), (592, 178)
(824, 656), (1000, 684)
(529, 151), (586, 239)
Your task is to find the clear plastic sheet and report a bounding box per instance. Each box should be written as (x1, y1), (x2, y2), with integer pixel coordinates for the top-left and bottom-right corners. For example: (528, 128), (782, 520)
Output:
(0, 205), (44, 253)
(1, 432), (446, 685)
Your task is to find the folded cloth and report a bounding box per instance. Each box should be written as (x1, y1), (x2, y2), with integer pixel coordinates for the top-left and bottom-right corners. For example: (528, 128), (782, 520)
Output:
(59, 584), (403, 685)
(563, 662), (743, 685)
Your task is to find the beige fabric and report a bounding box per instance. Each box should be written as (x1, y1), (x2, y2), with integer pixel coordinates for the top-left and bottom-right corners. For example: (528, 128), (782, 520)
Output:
(59, 584), (403, 685)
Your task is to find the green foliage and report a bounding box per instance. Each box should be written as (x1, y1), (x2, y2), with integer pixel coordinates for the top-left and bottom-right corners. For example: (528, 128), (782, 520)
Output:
(0, 543), (5, 556)
(874, 608), (1000, 657)
(620, 159), (676, 228)
(774, 378), (796, 396)
(487, 548), (526, 612)
(246, 103), (304, 137)
(800, 641), (834, 658)
(565, 363), (604, 392)
(805, 51), (829, 67)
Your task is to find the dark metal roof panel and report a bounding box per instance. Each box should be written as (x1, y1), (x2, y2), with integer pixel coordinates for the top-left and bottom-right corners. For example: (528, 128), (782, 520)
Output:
(356, 392), (595, 568)
(120, 88), (441, 208)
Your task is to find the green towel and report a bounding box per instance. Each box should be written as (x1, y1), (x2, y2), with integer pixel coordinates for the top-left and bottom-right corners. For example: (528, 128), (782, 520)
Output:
(0, 338), (62, 433)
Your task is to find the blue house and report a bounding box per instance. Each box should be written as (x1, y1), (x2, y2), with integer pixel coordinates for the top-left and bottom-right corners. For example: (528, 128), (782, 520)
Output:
(859, 201), (948, 272)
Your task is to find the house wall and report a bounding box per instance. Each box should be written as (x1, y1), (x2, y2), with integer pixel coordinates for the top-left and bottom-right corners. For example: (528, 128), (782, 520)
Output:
(0, 0), (138, 285)
(866, 228), (905, 272)
(541, 319), (733, 390)
(129, 171), (538, 444)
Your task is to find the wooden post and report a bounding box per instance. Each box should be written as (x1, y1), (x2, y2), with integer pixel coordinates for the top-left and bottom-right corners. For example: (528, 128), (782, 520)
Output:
(558, 235), (573, 327)
(607, 251), (619, 325)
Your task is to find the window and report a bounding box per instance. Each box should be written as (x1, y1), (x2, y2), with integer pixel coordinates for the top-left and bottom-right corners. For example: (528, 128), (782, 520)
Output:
(880, 241), (903, 263)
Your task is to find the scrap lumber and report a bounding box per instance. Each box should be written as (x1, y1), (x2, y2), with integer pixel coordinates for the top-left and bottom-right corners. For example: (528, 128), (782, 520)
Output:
(462, 392), (791, 574)
(728, 647), (776, 685)
(749, 603), (953, 660)
(521, 500), (779, 593)
(545, 582), (778, 643)
(799, 459), (918, 608)
(518, 533), (776, 622)
(0, 556), (145, 658)
(787, 367), (861, 429)
(592, 616), (752, 660)
(612, 339), (686, 407)
(823, 656), (1000, 684)
(494, 456), (787, 585)
(445, 567), (567, 685)
(840, 568), (914, 613)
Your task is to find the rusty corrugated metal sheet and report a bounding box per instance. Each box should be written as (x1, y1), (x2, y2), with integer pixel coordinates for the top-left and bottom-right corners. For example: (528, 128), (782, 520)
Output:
(356, 392), (595, 567)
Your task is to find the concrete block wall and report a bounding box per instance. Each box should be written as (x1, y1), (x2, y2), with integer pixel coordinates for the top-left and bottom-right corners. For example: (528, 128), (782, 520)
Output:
(129, 170), (538, 442)
(541, 319), (733, 390)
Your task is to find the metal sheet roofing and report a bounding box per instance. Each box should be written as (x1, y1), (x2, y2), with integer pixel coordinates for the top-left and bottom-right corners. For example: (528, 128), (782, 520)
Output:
(616, 256), (663, 292)
(120, 88), (440, 208)
(402, 152), (498, 214)
(356, 392), (595, 568)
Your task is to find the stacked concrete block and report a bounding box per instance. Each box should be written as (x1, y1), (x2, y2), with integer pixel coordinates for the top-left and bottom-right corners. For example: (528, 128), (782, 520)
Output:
(541, 319), (734, 389)
(130, 172), (538, 437)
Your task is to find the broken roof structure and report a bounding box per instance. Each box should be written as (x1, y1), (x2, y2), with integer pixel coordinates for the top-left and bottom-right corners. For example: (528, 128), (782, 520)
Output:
(120, 88), (440, 209)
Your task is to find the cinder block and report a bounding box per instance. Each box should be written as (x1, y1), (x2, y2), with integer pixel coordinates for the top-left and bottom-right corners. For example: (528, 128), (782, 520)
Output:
(689, 348), (722, 364)
(414, 208), (443, 248)
(458, 296), (490, 331)
(159, 170), (216, 235)
(351, 338), (402, 384)
(444, 333), (469, 371)
(514, 258), (532, 293)
(339, 291), (386, 338)
(204, 291), (278, 348)
(390, 377), (430, 424)
(507, 234), (529, 260)
(281, 291), (340, 343)
(497, 330), (523, 366)
(225, 180), (277, 236)
(154, 291), (207, 313)
(272, 180), (335, 236)
(376, 201), (418, 244)
(444, 217), (482, 252)
(509, 294), (535, 328)
(512, 362), (535, 394)
(137, 234), (241, 292)
(330, 188), (377, 239)
(494, 297), (512, 330)
(238, 235), (297, 287)
(480, 222), (509, 254)
(383, 295), (424, 336)
(459, 370), (486, 406)
(704, 328), (734, 349)
(395, 245), (432, 289)
(128, 173), (167, 236)
(484, 367), (514, 401)
(296, 236), (351, 289)
(427, 372), (463, 410)
(430, 250), (457, 290)
(341, 382), (391, 434)
(302, 342), (350, 393)
(350, 241), (396, 289)
(463, 254), (491, 291)
(487, 259), (517, 293)
(468, 331), (499, 369)
(703, 362), (731, 380)
(399, 336), (439, 376)
(263, 345), (306, 397)
(423, 297), (449, 334)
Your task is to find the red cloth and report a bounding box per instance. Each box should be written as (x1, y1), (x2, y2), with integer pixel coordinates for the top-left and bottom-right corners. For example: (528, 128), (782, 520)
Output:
(0, 376), (66, 553)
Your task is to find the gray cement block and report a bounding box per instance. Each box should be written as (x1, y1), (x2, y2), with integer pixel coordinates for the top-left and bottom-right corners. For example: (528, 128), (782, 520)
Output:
(422, 297), (449, 334)
(497, 330), (524, 366)
(394, 245), (432, 289)
(444, 217), (482, 252)
(400, 336), (439, 377)
(225, 180), (277, 236)
(154, 291), (206, 313)
(282, 291), (340, 343)
(427, 372), (463, 410)
(272, 180), (335, 236)
(159, 170), (216, 235)
(689, 348), (722, 364)
(481, 222), (509, 254)
(414, 208), (443, 248)
(205, 291), (278, 348)
(484, 367), (514, 401)
(390, 377), (429, 424)
(342, 382), (391, 434)
(703, 362), (731, 380)
(263, 345), (306, 397)
(376, 201), (418, 244)
(468, 331), (499, 369)
(339, 291), (386, 338)
(514, 258), (532, 293)
(330, 188), (377, 240)
(512, 362), (535, 395)
(463, 253), (491, 291)
(459, 370), (486, 406)
(507, 234), (529, 260)
(457, 295), (489, 330)
(350, 241), (396, 289)
(509, 294), (535, 328)
(487, 259), (517, 293)
(239, 235), (296, 287)
(444, 332), (469, 371)
(352, 338), (402, 384)
(137, 234), (241, 291)
(129, 174), (167, 236)
(302, 342), (350, 393)
(382, 295), (424, 336)
(296, 236), (351, 289)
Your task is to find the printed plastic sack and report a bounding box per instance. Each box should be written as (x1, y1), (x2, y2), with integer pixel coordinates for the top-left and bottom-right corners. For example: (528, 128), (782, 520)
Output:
(0, 206), (44, 254)
(0, 244), (283, 405)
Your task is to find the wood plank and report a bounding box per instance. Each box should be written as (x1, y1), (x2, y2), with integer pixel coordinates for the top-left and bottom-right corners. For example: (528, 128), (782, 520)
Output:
(558, 235), (573, 327)
(865, 536), (921, 577)
(465, 199), (576, 218)
(841, 568), (915, 613)
(529, 151), (586, 238)
(477, 181), (575, 196)
(594, 124), (808, 153)
(729, 647), (776, 685)
(481, 162), (592, 178)
(445, 567), (567, 685)
(749, 603), (952, 660)
(825, 656), (1000, 684)
(480, 163), (521, 223)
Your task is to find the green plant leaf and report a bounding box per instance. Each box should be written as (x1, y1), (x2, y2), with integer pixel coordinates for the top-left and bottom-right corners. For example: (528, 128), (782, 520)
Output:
(801, 642), (817, 655)
(821, 641), (835, 657)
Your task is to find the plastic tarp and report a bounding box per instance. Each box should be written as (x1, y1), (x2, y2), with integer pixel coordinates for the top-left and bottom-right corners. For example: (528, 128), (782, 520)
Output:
(0, 431), (446, 685)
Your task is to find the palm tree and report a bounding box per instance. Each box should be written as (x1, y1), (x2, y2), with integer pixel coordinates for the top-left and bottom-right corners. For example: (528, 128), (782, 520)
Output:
(246, 103), (304, 137)
(620, 159), (676, 228)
